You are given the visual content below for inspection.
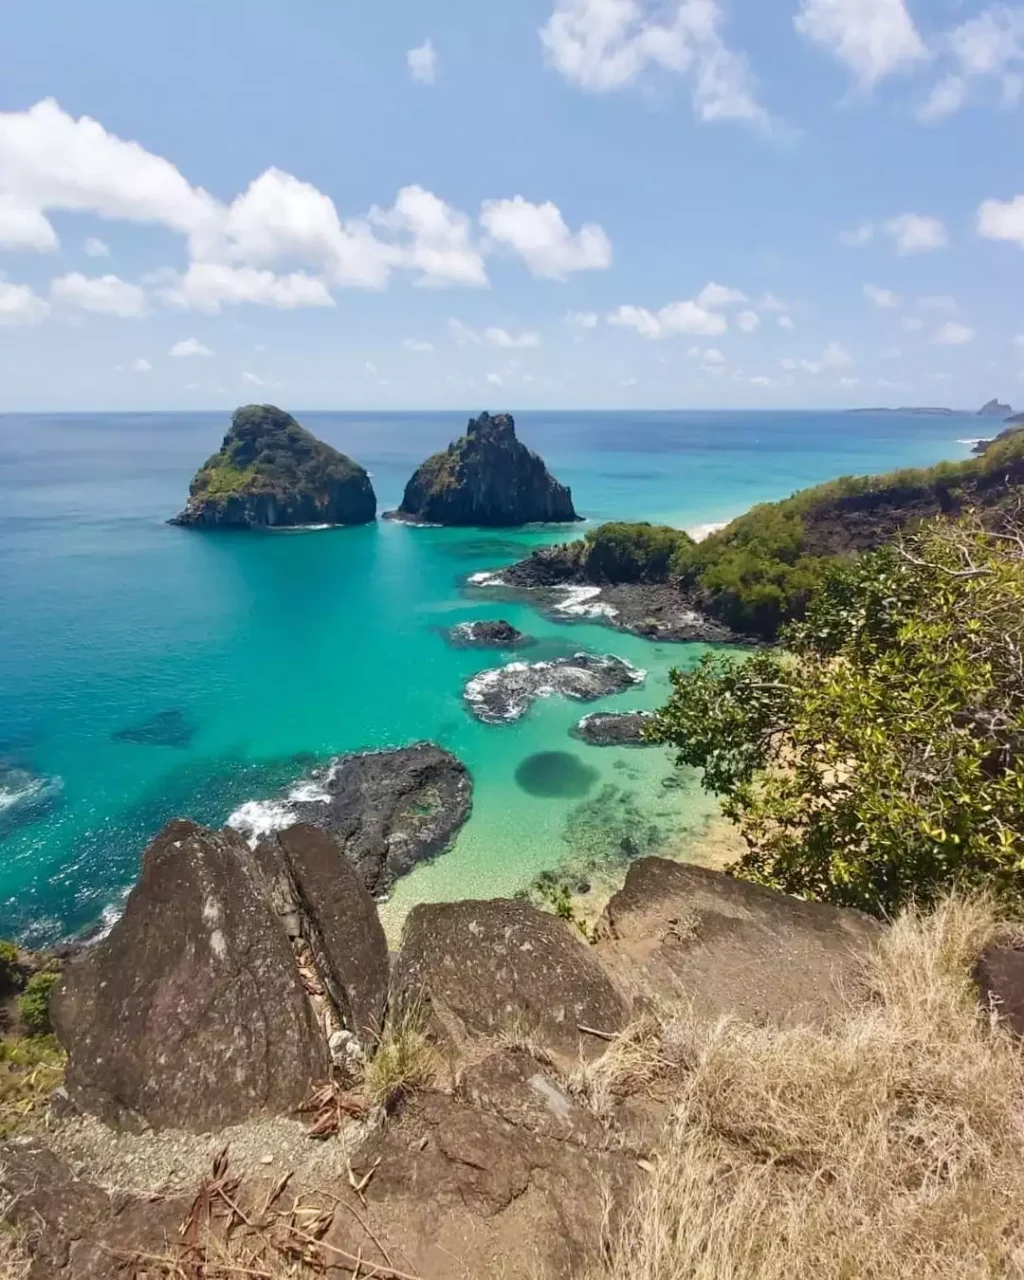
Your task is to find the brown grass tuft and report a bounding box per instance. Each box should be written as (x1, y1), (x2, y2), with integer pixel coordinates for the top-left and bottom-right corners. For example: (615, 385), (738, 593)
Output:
(592, 894), (1024, 1279)
(363, 1002), (440, 1112)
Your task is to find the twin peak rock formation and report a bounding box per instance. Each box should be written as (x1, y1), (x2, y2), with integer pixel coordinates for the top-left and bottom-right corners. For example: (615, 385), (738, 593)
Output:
(172, 405), (579, 529)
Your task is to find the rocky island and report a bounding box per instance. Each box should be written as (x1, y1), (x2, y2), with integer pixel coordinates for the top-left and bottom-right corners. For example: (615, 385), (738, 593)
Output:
(386, 410), (579, 526)
(171, 404), (376, 529)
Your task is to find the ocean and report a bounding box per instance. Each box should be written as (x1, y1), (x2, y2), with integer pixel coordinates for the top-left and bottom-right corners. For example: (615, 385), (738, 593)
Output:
(0, 408), (983, 944)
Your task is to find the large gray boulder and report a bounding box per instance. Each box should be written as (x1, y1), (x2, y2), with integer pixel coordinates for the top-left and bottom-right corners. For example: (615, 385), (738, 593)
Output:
(52, 820), (330, 1132)
(393, 898), (628, 1064)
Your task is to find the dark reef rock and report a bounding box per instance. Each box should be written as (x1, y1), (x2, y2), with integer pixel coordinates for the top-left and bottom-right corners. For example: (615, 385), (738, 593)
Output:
(171, 404), (376, 529)
(973, 422), (1024, 455)
(229, 743), (472, 896)
(112, 708), (197, 749)
(573, 710), (656, 747)
(464, 653), (646, 724)
(52, 820), (330, 1132)
(387, 411), (579, 527)
(514, 750), (598, 798)
(445, 619), (531, 648)
(393, 898), (628, 1064)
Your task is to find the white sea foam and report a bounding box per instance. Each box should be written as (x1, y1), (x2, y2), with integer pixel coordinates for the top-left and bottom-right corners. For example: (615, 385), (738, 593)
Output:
(553, 585), (619, 619)
(687, 521), (728, 542)
(227, 799), (296, 845)
(95, 886), (132, 941)
(468, 570), (507, 587)
(0, 771), (63, 813)
(957, 437), (986, 446)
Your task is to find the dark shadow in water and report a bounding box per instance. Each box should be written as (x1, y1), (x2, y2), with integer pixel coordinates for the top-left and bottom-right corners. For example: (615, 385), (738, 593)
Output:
(437, 537), (537, 562)
(113, 708), (198, 749)
(515, 751), (598, 799)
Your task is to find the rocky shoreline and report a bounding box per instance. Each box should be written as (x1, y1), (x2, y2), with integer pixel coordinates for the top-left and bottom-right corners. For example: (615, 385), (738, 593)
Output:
(464, 652), (646, 723)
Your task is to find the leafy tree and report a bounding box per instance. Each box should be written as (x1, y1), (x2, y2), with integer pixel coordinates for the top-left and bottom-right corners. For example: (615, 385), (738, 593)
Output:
(582, 522), (693, 583)
(18, 971), (60, 1037)
(649, 514), (1024, 916)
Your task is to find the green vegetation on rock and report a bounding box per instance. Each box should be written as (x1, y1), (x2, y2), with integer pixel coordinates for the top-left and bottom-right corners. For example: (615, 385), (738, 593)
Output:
(650, 513), (1024, 916)
(173, 404), (376, 528)
(18, 971), (60, 1037)
(581, 522), (694, 582)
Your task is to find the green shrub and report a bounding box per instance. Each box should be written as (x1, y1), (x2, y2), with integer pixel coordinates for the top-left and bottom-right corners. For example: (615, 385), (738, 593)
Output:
(18, 972), (60, 1037)
(0, 942), (19, 993)
(650, 514), (1024, 916)
(582, 522), (693, 583)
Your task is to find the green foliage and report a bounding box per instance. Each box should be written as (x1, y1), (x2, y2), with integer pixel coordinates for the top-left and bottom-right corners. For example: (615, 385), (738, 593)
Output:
(583, 522), (694, 583)
(650, 515), (1024, 916)
(190, 405), (366, 504)
(670, 429), (1024, 640)
(18, 971), (60, 1037)
(0, 942), (19, 993)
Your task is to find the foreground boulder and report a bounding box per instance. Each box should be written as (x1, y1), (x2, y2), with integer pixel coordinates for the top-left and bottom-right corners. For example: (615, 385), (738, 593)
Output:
(464, 652), (646, 723)
(594, 858), (881, 1027)
(574, 710), (655, 746)
(229, 743), (472, 896)
(52, 820), (329, 1132)
(171, 404), (376, 529)
(255, 824), (389, 1051)
(393, 898), (628, 1064)
(388, 411), (579, 526)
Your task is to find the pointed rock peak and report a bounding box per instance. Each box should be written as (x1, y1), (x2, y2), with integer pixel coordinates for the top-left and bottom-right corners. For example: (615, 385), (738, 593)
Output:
(466, 410), (516, 441)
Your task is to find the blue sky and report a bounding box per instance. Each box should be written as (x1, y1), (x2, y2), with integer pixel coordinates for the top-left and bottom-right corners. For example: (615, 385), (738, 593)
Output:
(0, 0), (1021, 412)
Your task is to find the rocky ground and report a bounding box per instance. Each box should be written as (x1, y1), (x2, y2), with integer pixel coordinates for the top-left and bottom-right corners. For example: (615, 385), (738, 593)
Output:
(573, 710), (655, 747)
(2, 847), (918, 1279)
(444, 619), (532, 649)
(470, 552), (742, 645)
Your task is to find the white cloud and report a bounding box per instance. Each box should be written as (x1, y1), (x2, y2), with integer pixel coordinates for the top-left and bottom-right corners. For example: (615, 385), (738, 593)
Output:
(701, 347), (726, 364)
(749, 374), (775, 387)
(539, 0), (770, 127)
(777, 314), (795, 331)
(373, 185), (487, 287)
(0, 196), (57, 251)
(794, 0), (927, 88)
(930, 321), (974, 345)
(0, 99), (220, 240)
(133, 357), (152, 373)
(838, 376), (859, 388)
(882, 345), (902, 359)
(780, 357), (798, 371)
(364, 361), (378, 374)
(242, 370), (282, 389)
(564, 309), (599, 331)
(448, 317), (482, 346)
(222, 168), (395, 289)
(736, 309), (760, 332)
(608, 298), (727, 339)
(978, 193), (1024, 245)
(484, 326), (541, 348)
(801, 359), (822, 374)
(864, 283), (901, 307)
(901, 315), (925, 333)
(83, 236), (110, 257)
(407, 38), (438, 85)
(884, 213), (948, 254)
(840, 221), (875, 247)
(918, 75), (968, 121)
(170, 337), (213, 358)
(403, 338), (434, 351)
(51, 271), (147, 317)
(480, 195), (611, 279)
(159, 263), (335, 312)
(486, 371), (503, 387)
(696, 281), (747, 308)
(921, 7), (1024, 121)
(822, 340), (855, 368)
(758, 291), (787, 312)
(0, 279), (49, 325)
(1013, 333), (1024, 348)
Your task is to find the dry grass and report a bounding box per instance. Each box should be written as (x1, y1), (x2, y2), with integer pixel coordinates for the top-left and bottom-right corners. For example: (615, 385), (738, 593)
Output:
(593, 895), (1024, 1279)
(0, 1035), (64, 1138)
(363, 1002), (440, 1112)
(0, 1228), (29, 1280)
(568, 1013), (672, 1119)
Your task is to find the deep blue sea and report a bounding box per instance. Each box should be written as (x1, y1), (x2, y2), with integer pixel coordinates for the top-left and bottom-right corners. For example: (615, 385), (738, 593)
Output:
(0, 409), (984, 943)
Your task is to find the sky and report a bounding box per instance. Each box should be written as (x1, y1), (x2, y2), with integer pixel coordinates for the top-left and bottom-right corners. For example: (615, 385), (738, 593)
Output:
(0, 0), (1021, 412)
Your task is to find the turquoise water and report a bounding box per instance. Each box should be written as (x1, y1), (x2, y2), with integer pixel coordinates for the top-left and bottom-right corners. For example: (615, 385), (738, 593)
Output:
(0, 409), (982, 943)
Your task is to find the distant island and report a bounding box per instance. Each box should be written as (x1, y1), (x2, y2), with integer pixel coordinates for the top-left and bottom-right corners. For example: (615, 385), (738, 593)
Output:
(848, 399), (1015, 419)
(386, 410), (580, 527)
(171, 404), (376, 530)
